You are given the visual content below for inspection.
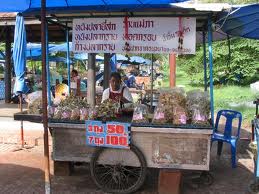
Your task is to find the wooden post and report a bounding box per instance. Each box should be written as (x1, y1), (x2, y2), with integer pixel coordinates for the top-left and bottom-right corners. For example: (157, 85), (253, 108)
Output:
(159, 170), (182, 194)
(103, 53), (111, 90)
(41, 0), (51, 193)
(87, 53), (96, 107)
(169, 54), (176, 88)
(4, 26), (12, 103)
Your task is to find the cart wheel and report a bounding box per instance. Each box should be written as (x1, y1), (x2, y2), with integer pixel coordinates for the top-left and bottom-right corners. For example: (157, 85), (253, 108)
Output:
(199, 171), (214, 186)
(248, 179), (259, 194)
(90, 144), (147, 194)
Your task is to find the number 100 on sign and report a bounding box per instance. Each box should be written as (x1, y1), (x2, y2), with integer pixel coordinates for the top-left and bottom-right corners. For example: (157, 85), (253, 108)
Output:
(86, 121), (130, 149)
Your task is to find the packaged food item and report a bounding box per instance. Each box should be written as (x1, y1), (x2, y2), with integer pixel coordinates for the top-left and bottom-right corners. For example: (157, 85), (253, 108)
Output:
(152, 104), (170, 124)
(132, 104), (149, 123)
(53, 107), (62, 119)
(80, 108), (88, 120)
(96, 99), (119, 119)
(61, 108), (72, 120)
(173, 105), (187, 125)
(88, 107), (98, 120)
(154, 87), (187, 124)
(186, 90), (210, 125)
(71, 108), (80, 120)
(26, 91), (43, 114)
(48, 106), (56, 118)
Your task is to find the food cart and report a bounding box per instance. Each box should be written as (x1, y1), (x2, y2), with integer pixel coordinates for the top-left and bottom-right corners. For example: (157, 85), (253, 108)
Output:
(9, 1), (233, 193)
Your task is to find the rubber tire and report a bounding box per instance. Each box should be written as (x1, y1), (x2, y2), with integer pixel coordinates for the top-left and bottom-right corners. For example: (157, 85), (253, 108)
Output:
(90, 144), (147, 194)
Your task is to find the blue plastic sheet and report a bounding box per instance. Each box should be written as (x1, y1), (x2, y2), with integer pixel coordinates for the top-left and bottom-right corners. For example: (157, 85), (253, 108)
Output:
(13, 14), (29, 94)
(219, 4), (259, 39)
(0, 0), (188, 13)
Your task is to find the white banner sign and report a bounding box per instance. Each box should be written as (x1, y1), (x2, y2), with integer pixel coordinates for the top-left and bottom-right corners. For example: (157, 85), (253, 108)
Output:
(72, 17), (196, 54)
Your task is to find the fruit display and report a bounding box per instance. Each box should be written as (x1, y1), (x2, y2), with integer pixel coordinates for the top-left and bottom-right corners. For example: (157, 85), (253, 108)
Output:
(26, 91), (43, 114)
(153, 88), (187, 124)
(28, 98), (42, 114)
(132, 104), (149, 123)
(186, 90), (210, 125)
(96, 99), (120, 119)
(52, 95), (89, 120)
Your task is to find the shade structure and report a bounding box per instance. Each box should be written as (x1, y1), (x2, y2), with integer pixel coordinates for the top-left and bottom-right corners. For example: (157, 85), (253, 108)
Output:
(0, 0), (188, 13)
(49, 42), (72, 53)
(28, 56), (74, 63)
(116, 54), (129, 61)
(26, 43), (56, 58)
(144, 59), (152, 65)
(74, 53), (104, 61)
(218, 4), (259, 39)
(13, 14), (28, 94)
(130, 56), (146, 64)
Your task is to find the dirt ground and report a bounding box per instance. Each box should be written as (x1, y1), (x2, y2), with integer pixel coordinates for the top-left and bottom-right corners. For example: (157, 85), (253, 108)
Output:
(0, 120), (256, 194)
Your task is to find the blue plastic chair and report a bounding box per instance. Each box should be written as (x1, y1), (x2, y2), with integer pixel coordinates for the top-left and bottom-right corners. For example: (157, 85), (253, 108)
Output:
(211, 110), (242, 168)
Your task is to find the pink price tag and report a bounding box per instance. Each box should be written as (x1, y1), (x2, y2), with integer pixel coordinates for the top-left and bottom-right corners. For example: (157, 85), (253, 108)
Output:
(154, 112), (165, 120)
(133, 113), (143, 120)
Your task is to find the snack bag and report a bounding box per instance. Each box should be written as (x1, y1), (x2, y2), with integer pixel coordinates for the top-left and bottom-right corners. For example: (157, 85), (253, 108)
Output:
(132, 104), (149, 123)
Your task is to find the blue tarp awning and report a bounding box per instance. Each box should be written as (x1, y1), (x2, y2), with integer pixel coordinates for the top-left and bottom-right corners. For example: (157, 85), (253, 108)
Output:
(218, 4), (259, 40)
(0, 0), (188, 13)
(74, 53), (104, 61)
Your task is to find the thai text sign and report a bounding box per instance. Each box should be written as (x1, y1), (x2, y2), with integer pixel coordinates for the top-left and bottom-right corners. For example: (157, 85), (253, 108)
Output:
(72, 17), (196, 54)
(86, 120), (130, 149)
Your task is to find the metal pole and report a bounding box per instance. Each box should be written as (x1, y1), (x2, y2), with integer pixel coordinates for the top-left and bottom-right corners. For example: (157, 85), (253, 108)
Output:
(19, 94), (24, 148)
(150, 54), (154, 112)
(208, 16), (214, 126)
(87, 53), (96, 107)
(103, 53), (111, 90)
(66, 25), (71, 93)
(41, 0), (51, 193)
(202, 31), (208, 91)
(4, 26), (12, 103)
(46, 23), (51, 106)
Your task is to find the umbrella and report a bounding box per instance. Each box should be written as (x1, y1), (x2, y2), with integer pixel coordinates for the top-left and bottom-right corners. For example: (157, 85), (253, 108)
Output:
(218, 4), (259, 39)
(49, 42), (72, 53)
(144, 59), (152, 65)
(130, 56), (146, 64)
(28, 56), (74, 64)
(26, 43), (56, 58)
(74, 53), (104, 61)
(12, 13), (28, 148)
(116, 54), (128, 61)
(13, 14), (28, 94)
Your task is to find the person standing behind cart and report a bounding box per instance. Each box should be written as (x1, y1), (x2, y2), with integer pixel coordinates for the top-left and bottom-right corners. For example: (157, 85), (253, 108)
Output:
(102, 72), (133, 106)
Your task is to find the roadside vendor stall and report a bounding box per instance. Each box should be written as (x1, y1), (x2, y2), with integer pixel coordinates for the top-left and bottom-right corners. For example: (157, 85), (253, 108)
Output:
(4, 1), (235, 193)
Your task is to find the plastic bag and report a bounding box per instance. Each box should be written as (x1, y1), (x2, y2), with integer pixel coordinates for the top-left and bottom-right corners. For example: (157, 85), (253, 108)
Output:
(173, 105), (187, 125)
(48, 106), (56, 118)
(71, 108), (80, 120)
(61, 108), (72, 120)
(88, 107), (98, 120)
(132, 104), (149, 123)
(158, 87), (186, 107)
(152, 104), (170, 124)
(80, 108), (88, 120)
(53, 107), (62, 119)
(186, 90), (210, 125)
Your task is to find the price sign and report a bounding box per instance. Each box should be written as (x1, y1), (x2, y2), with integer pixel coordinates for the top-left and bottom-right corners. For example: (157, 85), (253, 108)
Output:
(86, 120), (130, 149)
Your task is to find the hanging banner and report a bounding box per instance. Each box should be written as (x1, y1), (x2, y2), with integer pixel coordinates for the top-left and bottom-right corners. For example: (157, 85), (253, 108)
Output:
(72, 17), (196, 54)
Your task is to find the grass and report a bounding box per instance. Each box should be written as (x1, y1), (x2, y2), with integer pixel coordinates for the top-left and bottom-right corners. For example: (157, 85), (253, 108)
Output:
(161, 67), (259, 124)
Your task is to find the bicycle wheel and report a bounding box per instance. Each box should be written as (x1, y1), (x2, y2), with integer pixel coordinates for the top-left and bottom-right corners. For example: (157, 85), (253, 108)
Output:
(90, 144), (147, 194)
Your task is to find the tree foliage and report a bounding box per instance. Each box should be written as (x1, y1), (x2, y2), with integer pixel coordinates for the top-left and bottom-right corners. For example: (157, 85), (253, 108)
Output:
(177, 38), (259, 86)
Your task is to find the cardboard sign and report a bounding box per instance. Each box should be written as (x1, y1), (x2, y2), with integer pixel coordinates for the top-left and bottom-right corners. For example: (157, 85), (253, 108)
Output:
(72, 17), (196, 54)
(86, 120), (130, 149)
